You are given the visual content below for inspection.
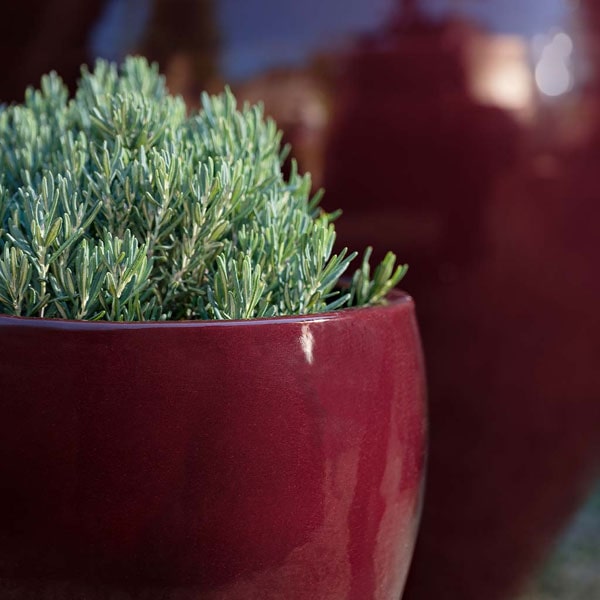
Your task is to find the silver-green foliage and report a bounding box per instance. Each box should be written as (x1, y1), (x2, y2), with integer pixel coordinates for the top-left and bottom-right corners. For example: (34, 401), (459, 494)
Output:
(0, 57), (406, 321)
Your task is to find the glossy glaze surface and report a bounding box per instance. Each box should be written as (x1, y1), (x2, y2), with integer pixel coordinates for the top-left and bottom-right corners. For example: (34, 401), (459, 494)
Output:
(0, 294), (426, 599)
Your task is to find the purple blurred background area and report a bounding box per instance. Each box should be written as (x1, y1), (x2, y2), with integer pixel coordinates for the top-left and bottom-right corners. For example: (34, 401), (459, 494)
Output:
(1, 1), (599, 599)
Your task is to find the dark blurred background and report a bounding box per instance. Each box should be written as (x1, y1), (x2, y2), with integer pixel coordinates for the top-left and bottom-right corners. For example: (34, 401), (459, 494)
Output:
(1, 1), (599, 599)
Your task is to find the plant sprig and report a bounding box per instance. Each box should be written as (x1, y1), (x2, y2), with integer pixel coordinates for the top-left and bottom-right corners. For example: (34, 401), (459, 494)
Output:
(0, 57), (406, 321)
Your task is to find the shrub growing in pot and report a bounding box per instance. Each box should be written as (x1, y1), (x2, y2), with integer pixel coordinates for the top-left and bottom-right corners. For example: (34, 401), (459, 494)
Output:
(0, 57), (427, 599)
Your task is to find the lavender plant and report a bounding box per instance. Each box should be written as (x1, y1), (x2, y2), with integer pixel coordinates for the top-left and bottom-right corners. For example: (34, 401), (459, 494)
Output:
(0, 57), (406, 321)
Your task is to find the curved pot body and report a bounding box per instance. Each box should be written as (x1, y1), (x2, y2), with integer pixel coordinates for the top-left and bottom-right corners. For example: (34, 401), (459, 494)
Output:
(0, 293), (426, 599)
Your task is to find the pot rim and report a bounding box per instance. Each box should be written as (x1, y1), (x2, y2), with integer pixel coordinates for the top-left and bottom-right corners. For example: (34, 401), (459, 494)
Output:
(0, 289), (413, 331)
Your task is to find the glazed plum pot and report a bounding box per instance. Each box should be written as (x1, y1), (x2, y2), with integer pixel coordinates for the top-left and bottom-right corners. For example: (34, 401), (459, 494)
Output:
(0, 292), (426, 599)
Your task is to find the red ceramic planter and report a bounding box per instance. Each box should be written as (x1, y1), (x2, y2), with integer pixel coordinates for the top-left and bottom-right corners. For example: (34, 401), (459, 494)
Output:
(0, 292), (426, 599)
